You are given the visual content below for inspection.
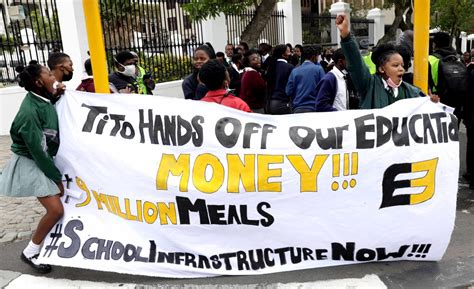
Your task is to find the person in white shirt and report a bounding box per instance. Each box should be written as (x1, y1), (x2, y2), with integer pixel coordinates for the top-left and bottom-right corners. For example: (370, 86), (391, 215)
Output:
(315, 48), (350, 112)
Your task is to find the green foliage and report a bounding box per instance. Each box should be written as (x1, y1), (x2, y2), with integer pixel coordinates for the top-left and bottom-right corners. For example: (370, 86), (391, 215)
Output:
(29, 9), (60, 42)
(0, 35), (15, 53)
(100, 0), (140, 24)
(431, 0), (474, 35)
(142, 54), (193, 83)
(183, 0), (257, 21)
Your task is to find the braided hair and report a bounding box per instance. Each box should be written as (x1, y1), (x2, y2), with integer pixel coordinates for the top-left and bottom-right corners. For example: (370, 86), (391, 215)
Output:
(16, 60), (44, 92)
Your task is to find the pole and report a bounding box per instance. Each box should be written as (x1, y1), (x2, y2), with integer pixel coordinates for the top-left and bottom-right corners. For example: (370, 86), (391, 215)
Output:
(413, 0), (430, 95)
(82, 0), (109, 93)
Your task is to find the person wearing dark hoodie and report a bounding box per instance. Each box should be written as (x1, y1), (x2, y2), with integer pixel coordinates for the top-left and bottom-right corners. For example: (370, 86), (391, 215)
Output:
(182, 44), (215, 100)
(336, 13), (425, 109)
(429, 32), (459, 104)
(265, 44), (294, 114)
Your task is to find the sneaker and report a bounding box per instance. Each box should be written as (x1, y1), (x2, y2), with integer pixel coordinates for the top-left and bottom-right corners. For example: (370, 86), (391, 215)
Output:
(20, 253), (52, 274)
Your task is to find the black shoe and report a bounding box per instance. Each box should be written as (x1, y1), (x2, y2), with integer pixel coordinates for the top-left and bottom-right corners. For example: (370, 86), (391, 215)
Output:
(21, 253), (52, 274)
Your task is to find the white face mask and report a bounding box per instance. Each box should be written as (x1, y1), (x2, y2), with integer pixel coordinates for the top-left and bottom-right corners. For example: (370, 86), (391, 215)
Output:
(118, 63), (136, 78)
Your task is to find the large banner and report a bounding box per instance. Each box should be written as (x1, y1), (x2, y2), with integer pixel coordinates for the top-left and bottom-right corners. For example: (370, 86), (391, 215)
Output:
(39, 91), (458, 277)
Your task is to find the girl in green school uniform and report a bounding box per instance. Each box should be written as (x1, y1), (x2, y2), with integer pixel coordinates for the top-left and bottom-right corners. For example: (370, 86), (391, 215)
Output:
(0, 61), (65, 273)
(335, 13), (427, 109)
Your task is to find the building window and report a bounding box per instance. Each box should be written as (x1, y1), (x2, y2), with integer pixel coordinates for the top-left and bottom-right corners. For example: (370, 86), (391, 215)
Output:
(168, 17), (178, 31)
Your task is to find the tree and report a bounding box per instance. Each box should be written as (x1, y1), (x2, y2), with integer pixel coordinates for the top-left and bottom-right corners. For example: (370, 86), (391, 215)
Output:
(376, 0), (412, 45)
(431, 0), (474, 41)
(100, 0), (146, 50)
(183, 0), (278, 47)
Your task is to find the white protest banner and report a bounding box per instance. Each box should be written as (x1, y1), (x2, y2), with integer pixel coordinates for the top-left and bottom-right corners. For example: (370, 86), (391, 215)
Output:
(39, 91), (458, 278)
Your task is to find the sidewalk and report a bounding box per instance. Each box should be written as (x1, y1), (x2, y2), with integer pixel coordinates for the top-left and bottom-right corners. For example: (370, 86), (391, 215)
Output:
(0, 136), (45, 243)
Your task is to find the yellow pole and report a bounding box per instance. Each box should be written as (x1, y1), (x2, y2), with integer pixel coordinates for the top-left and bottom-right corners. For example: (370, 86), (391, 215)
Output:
(82, 0), (109, 93)
(413, 0), (430, 94)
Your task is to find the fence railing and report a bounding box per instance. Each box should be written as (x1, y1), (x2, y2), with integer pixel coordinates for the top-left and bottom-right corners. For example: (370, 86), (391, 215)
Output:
(302, 14), (374, 47)
(0, 0), (62, 86)
(225, 9), (285, 46)
(100, 0), (203, 83)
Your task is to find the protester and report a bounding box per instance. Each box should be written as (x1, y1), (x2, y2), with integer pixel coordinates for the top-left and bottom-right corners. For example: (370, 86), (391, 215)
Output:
(428, 32), (469, 118)
(463, 51), (471, 67)
(258, 43), (273, 75)
(182, 44), (215, 100)
(315, 48), (349, 112)
(336, 13), (424, 109)
(215, 52), (229, 67)
(228, 52), (244, 96)
(46, 52), (71, 98)
(47, 52), (74, 83)
(360, 40), (376, 75)
(237, 41), (249, 55)
(224, 43), (234, 65)
(199, 59), (251, 112)
(130, 51), (155, 95)
(109, 51), (138, 94)
(465, 61), (474, 188)
(240, 49), (266, 113)
(265, 44), (294, 114)
(396, 44), (414, 85)
(290, 44), (303, 66)
(0, 61), (65, 274)
(320, 48), (335, 73)
(75, 58), (95, 92)
(285, 45), (326, 113)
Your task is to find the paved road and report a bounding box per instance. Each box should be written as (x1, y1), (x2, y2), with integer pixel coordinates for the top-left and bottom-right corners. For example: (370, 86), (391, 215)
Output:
(0, 136), (45, 244)
(0, 131), (472, 288)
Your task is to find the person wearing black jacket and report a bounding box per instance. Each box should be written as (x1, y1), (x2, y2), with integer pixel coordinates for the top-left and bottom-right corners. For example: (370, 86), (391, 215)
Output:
(266, 44), (294, 114)
(182, 44), (215, 100)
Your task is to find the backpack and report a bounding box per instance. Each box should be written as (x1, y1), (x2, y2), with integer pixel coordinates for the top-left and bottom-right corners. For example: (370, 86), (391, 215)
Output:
(434, 53), (469, 109)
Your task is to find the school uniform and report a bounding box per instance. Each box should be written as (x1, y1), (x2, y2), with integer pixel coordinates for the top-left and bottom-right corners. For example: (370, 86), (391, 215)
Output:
(201, 89), (251, 112)
(315, 67), (348, 112)
(0, 92), (61, 197)
(286, 60), (326, 113)
(109, 71), (138, 93)
(266, 59), (294, 114)
(182, 72), (208, 100)
(340, 34), (423, 109)
(239, 67), (266, 112)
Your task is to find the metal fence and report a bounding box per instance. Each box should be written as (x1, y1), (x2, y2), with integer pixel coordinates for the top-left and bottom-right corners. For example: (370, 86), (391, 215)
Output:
(100, 0), (204, 83)
(302, 14), (374, 48)
(0, 0), (62, 86)
(226, 8), (285, 47)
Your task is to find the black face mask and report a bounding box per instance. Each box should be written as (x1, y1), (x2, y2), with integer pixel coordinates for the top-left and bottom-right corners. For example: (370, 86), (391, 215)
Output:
(62, 71), (73, 82)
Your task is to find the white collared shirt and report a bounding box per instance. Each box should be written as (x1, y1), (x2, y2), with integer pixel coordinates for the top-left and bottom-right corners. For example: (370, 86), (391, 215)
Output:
(329, 67), (348, 111)
(30, 91), (51, 103)
(243, 67), (257, 73)
(381, 78), (399, 97)
(231, 63), (243, 74)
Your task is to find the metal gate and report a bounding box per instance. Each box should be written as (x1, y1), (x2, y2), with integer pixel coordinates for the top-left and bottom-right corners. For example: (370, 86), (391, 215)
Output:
(0, 0), (62, 86)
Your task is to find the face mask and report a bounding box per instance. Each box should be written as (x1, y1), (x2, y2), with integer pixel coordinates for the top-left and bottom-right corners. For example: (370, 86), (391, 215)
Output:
(387, 76), (402, 88)
(119, 63), (136, 78)
(62, 70), (73, 82)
